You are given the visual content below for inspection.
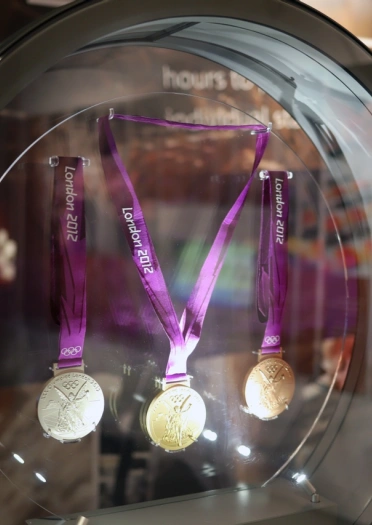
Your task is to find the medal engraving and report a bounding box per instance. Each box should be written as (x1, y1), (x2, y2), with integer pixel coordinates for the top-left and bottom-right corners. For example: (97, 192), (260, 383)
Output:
(145, 385), (206, 451)
(38, 372), (104, 441)
(244, 357), (295, 420)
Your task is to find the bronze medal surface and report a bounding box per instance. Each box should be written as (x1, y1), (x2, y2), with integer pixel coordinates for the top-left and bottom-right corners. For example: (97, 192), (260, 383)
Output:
(38, 372), (104, 441)
(244, 357), (295, 420)
(145, 384), (206, 451)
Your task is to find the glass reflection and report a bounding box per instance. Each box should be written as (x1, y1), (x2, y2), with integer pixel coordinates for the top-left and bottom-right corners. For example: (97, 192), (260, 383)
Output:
(35, 473), (47, 483)
(12, 453), (25, 464)
(0, 44), (362, 523)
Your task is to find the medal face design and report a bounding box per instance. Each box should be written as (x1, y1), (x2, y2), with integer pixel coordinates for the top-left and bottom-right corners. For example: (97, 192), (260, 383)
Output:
(38, 372), (104, 442)
(145, 385), (206, 451)
(244, 357), (295, 420)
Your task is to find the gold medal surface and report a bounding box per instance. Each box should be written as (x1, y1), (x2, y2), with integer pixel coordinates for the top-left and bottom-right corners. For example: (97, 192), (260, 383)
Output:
(244, 357), (295, 420)
(38, 371), (104, 442)
(145, 384), (206, 451)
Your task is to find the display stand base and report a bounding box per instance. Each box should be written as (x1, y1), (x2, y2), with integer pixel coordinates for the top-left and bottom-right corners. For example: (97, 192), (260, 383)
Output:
(27, 478), (336, 525)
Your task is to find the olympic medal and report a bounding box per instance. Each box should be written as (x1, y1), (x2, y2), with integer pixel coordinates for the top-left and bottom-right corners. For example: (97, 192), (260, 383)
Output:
(144, 384), (206, 451)
(244, 357), (295, 420)
(38, 372), (104, 442)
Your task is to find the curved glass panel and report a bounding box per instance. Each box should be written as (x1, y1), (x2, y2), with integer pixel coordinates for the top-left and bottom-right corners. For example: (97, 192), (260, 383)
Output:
(0, 10), (370, 525)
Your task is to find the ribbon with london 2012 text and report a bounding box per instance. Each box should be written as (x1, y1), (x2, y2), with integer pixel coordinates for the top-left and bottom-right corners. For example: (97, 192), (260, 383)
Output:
(50, 157), (87, 369)
(257, 170), (290, 354)
(98, 112), (271, 382)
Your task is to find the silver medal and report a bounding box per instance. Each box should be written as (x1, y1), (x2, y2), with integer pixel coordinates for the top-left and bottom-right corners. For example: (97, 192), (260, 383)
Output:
(38, 372), (104, 442)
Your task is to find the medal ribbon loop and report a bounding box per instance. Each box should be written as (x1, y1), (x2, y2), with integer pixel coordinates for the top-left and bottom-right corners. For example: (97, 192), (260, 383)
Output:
(51, 157), (87, 369)
(257, 170), (290, 354)
(98, 113), (270, 382)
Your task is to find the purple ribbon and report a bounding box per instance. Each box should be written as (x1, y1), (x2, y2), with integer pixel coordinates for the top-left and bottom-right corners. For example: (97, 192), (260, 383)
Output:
(257, 171), (289, 354)
(98, 113), (270, 382)
(51, 157), (87, 369)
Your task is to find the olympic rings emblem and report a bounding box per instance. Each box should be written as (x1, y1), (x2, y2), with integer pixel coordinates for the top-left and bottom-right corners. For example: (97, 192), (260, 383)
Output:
(62, 380), (80, 390)
(264, 336), (280, 345)
(61, 346), (82, 356)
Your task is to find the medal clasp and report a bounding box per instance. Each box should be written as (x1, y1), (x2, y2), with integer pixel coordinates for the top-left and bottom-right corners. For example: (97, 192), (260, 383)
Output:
(162, 375), (191, 390)
(52, 361), (85, 376)
(258, 348), (283, 361)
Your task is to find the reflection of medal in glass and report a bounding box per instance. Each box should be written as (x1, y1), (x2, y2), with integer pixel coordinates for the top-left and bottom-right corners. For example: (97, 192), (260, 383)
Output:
(142, 379), (206, 452)
(39, 156), (104, 442)
(38, 366), (104, 442)
(244, 171), (294, 420)
(244, 352), (295, 420)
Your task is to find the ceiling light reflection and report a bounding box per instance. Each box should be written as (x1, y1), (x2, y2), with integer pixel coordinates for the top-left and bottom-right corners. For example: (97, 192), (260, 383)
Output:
(13, 453), (24, 464)
(237, 445), (251, 457)
(35, 472), (47, 483)
(203, 429), (217, 441)
(133, 393), (145, 402)
(296, 473), (307, 484)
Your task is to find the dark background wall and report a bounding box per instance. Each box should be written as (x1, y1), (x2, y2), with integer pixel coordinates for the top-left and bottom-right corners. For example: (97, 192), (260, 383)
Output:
(0, 0), (49, 42)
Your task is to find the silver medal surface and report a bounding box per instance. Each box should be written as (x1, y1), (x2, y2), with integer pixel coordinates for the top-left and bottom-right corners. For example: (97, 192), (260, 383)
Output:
(38, 372), (104, 441)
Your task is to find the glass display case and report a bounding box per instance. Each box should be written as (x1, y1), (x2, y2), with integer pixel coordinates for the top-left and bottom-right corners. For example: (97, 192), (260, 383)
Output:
(0, 1), (371, 524)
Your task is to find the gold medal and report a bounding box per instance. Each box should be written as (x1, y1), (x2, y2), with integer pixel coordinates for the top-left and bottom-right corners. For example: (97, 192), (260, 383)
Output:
(38, 366), (104, 442)
(143, 381), (206, 452)
(243, 353), (295, 420)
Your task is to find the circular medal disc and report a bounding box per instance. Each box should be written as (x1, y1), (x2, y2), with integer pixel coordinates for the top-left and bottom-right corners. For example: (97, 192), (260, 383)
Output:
(244, 357), (295, 420)
(145, 384), (206, 451)
(38, 372), (104, 442)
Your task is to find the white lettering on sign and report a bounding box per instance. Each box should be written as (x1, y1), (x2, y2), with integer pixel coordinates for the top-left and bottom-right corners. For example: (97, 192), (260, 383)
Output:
(162, 65), (256, 92)
(164, 105), (298, 130)
(229, 71), (254, 91)
(162, 65), (229, 91)
(275, 178), (285, 245)
(65, 166), (78, 242)
(162, 65), (299, 130)
(122, 208), (154, 274)
(164, 106), (267, 126)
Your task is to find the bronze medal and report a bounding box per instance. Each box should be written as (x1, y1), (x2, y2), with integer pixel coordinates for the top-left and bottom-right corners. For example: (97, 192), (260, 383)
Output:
(143, 383), (206, 452)
(244, 355), (295, 420)
(38, 370), (104, 442)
